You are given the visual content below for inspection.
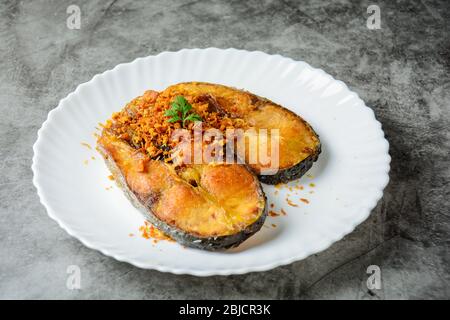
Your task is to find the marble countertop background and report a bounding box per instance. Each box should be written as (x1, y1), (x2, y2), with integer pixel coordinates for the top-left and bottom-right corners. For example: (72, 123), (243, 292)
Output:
(0, 0), (448, 299)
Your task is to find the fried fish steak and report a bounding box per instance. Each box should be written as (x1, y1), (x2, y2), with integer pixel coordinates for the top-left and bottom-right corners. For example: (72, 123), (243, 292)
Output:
(157, 82), (321, 184)
(97, 89), (266, 250)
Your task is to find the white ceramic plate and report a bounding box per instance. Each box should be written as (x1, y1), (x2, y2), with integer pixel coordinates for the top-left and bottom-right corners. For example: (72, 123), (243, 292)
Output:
(32, 48), (390, 276)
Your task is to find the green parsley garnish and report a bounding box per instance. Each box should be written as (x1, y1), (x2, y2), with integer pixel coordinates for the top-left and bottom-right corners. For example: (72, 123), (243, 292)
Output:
(164, 96), (202, 128)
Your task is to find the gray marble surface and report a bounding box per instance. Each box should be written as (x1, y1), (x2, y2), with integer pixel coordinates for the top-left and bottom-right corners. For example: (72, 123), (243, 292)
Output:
(0, 0), (449, 299)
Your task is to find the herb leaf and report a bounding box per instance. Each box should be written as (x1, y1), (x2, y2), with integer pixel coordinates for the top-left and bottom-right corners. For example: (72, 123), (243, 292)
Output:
(165, 96), (202, 127)
(184, 113), (202, 123)
(167, 116), (181, 123)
